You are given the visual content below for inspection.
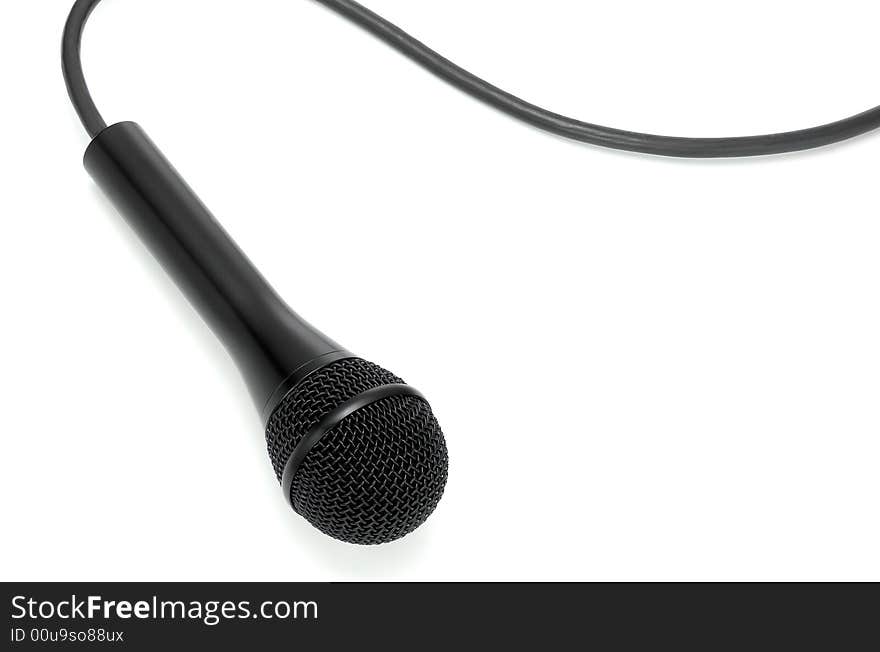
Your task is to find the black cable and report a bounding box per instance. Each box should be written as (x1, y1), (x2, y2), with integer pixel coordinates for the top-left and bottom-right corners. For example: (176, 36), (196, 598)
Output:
(62, 0), (105, 138)
(63, 0), (880, 157)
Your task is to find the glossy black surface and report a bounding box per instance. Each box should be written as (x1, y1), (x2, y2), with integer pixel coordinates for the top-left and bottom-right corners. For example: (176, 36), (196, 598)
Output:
(84, 122), (350, 421)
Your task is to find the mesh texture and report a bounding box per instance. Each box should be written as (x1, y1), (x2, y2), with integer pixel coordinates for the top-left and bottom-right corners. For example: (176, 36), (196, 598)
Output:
(265, 358), (402, 481)
(264, 358), (448, 545)
(291, 394), (448, 545)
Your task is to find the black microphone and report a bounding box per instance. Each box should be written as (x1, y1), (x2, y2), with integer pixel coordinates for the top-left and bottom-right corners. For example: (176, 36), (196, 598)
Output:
(85, 121), (448, 545)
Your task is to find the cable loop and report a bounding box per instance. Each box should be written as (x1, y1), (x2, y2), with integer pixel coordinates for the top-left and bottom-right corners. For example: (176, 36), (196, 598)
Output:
(63, 0), (880, 157)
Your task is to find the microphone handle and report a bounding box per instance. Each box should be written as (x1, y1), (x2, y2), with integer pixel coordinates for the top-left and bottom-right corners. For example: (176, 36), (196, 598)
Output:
(84, 121), (351, 423)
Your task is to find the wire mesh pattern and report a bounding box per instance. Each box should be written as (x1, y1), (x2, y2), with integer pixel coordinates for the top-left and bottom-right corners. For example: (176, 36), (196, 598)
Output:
(265, 358), (402, 480)
(291, 394), (448, 545)
(265, 358), (448, 544)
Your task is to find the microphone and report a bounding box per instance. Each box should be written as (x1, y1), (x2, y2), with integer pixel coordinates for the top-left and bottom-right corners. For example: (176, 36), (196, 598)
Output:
(85, 121), (448, 545)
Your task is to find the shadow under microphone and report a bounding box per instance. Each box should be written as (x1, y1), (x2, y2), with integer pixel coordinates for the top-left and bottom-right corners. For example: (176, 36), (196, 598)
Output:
(85, 121), (448, 545)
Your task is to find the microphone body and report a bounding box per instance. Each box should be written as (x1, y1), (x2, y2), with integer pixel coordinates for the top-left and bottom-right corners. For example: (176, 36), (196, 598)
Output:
(84, 122), (448, 545)
(84, 122), (350, 422)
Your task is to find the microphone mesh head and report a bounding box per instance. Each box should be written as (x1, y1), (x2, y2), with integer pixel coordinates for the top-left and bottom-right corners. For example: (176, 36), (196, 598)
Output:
(265, 358), (448, 545)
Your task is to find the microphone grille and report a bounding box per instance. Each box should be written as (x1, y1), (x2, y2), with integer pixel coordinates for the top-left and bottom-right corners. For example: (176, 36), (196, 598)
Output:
(292, 393), (448, 545)
(265, 358), (403, 480)
(265, 357), (448, 544)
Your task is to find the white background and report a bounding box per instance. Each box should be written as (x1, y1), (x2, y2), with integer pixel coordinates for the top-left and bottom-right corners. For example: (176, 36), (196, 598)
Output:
(2, 0), (879, 581)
